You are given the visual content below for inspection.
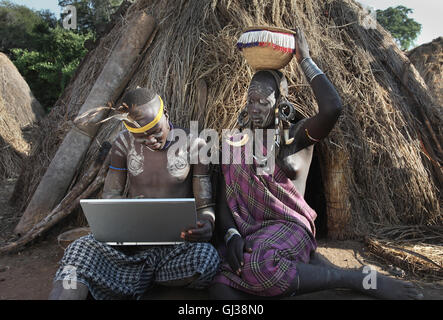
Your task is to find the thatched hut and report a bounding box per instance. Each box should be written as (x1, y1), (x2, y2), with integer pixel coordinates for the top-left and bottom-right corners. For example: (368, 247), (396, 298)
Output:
(407, 37), (443, 106)
(0, 53), (44, 179)
(7, 0), (442, 245)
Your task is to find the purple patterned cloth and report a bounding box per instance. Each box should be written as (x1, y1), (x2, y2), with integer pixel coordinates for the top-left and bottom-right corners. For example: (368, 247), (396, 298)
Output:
(213, 135), (317, 296)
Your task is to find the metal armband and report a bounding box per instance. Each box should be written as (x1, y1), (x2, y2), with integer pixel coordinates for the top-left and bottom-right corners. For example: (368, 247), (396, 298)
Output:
(224, 228), (241, 245)
(300, 57), (324, 83)
(192, 174), (215, 211)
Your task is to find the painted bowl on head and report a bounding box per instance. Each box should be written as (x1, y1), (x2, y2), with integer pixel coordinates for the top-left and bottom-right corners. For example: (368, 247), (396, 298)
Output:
(237, 26), (297, 70)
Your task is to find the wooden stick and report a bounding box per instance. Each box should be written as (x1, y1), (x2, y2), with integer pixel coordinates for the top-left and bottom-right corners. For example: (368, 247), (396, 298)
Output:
(14, 13), (157, 236)
(0, 145), (111, 254)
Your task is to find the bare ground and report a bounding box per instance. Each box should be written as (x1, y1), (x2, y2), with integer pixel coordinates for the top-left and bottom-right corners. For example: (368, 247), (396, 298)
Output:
(1, 178), (442, 300)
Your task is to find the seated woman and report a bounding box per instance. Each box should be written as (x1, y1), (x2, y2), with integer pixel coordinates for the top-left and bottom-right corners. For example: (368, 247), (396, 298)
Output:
(49, 87), (220, 300)
(210, 27), (422, 300)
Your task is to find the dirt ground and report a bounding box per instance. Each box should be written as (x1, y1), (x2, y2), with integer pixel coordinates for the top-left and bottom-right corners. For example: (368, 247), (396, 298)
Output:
(1, 178), (442, 300)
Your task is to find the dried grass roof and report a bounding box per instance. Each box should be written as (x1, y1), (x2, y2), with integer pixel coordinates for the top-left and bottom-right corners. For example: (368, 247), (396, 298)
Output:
(12, 0), (442, 239)
(0, 53), (43, 179)
(0, 53), (44, 128)
(408, 37), (443, 106)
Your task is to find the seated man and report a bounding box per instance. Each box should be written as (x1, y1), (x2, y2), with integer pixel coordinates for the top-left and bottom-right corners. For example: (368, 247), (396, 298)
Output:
(210, 28), (423, 300)
(49, 88), (220, 300)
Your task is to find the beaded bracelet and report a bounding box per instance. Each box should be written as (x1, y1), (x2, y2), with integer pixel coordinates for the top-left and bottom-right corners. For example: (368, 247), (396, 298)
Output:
(224, 228), (241, 245)
(300, 57), (324, 83)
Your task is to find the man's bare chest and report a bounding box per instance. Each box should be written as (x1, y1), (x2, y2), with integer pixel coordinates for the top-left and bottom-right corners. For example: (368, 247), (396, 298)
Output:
(126, 140), (191, 184)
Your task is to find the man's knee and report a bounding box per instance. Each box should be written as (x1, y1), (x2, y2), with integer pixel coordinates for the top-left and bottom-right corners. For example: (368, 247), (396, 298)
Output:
(69, 234), (95, 249)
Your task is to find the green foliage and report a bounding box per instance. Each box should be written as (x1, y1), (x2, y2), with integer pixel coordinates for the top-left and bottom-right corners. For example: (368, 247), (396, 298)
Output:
(376, 6), (422, 50)
(1, 0), (123, 111)
(0, 0), (45, 52)
(38, 9), (58, 29)
(11, 27), (93, 111)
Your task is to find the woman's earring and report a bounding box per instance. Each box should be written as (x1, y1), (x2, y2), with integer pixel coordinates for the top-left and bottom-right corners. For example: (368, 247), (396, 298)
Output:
(278, 100), (296, 145)
(278, 99), (296, 122)
(274, 107), (281, 147)
(283, 121), (294, 145)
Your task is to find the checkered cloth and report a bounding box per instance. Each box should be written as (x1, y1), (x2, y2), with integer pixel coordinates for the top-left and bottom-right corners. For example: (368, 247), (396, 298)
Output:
(213, 136), (317, 296)
(54, 234), (220, 300)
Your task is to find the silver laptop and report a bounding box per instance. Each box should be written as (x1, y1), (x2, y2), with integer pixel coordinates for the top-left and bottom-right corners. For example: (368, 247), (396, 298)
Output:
(80, 198), (197, 245)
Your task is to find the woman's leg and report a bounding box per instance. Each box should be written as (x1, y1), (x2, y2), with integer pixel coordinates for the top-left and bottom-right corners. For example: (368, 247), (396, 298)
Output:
(291, 253), (423, 299)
